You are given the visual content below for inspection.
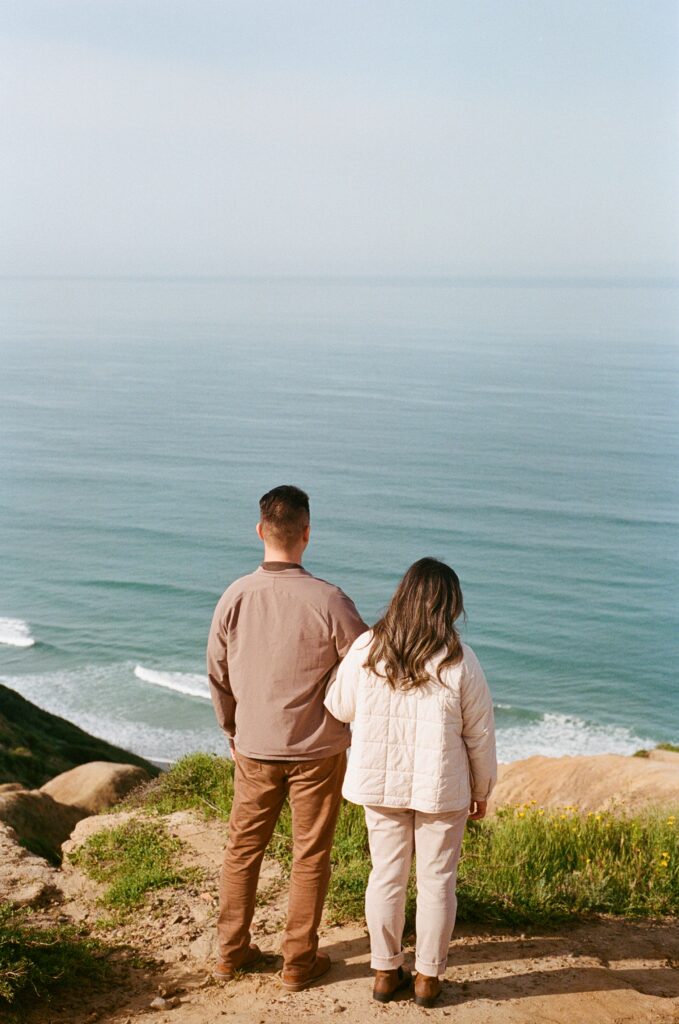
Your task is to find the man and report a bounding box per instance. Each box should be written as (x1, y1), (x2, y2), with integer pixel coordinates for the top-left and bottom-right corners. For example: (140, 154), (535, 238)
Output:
(207, 485), (367, 991)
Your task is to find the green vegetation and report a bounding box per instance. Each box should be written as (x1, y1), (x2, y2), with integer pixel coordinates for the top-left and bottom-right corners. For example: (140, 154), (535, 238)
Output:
(0, 684), (158, 788)
(0, 903), (111, 1009)
(457, 803), (678, 923)
(68, 818), (198, 913)
(4, 752), (676, 1013)
(324, 800), (376, 923)
(633, 741), (679, 758)
(126, 750), (234, 817)
(131, 754), (679, 926)
(324, 801), (679, 925)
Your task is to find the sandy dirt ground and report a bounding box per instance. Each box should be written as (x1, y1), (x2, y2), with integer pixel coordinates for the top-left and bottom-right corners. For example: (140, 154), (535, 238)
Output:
(13, 810), (678, 1024)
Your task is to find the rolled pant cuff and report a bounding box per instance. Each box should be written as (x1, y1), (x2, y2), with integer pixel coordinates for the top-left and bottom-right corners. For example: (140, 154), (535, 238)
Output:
(415, 956), (447, 978)
(370, 952), (405, 971)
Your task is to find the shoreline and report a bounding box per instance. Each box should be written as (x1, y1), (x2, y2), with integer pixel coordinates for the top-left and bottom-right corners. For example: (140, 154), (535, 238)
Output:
(0, 676), (675, 779)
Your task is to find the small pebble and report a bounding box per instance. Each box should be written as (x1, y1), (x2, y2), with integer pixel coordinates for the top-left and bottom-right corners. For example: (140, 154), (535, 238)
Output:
(149, 995), (180, 1010)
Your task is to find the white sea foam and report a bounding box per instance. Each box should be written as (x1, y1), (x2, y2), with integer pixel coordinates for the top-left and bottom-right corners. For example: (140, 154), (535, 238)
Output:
(133, 664), (210, 700)
(0, 617), (35, 648)
(1, 662), (658, 767)
(496, 711), (652, 764)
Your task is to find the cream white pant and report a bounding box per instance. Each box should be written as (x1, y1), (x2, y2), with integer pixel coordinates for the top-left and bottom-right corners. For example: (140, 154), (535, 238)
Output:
(363, 804), (468, 978)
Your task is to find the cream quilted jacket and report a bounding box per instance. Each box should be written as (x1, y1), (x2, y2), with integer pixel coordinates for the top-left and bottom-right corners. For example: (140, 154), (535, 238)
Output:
(324, 631), (497, 813)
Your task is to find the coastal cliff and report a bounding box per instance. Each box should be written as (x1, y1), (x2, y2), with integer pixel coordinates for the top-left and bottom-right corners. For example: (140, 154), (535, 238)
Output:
(0, 684), (158, 789)
(0, 693), (677, 1024)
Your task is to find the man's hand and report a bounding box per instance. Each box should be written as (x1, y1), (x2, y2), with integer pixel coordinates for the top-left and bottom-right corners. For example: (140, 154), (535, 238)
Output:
(468, 799), (487, 820)
(228, 737), (236, 758)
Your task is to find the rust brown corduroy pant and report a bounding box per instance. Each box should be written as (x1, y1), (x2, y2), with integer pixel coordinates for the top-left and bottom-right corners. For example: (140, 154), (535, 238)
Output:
(218, 750), (346, 973)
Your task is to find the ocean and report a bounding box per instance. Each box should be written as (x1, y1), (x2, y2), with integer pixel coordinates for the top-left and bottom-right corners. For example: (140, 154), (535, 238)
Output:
(1, 277), (677, 764)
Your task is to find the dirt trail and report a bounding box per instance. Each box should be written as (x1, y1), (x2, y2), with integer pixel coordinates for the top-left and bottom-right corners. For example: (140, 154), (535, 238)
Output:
(17, 811), (679, 1024)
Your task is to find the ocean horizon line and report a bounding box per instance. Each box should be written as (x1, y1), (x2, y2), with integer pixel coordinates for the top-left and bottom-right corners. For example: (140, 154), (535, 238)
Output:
(2, 273), (679, 289)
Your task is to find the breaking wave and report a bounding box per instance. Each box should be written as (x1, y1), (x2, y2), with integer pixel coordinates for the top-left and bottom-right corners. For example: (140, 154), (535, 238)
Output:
(133, 664), (210, 700)
(0, 618), (35, 648)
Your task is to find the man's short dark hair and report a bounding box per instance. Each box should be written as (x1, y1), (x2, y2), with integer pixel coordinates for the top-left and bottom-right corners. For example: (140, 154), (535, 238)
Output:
(259, 485), (310, 546)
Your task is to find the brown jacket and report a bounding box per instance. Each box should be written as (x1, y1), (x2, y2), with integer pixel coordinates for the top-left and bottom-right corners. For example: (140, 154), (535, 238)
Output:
(207, 564), (367, 760)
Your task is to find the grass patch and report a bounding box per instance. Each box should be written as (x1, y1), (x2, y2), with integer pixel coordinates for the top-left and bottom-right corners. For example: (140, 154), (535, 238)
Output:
(456, 804), (679, 924)
(326, 803), (679, 926)
(68, 818), (197, 914)
(130, 754), (679, 926)
(325, 800), (374, 923)
(0, 903), (111, 1009)
(634, 742), (679, 758)
(125, 752), (235, 817)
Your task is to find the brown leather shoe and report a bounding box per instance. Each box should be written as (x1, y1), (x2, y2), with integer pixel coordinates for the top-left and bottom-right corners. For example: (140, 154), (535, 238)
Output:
(373, 966), (413, 1003)
(280, 952), (332, 991)
(414, 972), (442, 1008)
(213, 943), (262, 982)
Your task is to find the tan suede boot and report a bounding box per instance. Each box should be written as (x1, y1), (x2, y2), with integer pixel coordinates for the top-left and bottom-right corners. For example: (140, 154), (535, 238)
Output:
(372, 966), (413, 1003)
(213, 943), (262, 982)
(414, 972), (442, 1008)
(280, 952), (332, 991)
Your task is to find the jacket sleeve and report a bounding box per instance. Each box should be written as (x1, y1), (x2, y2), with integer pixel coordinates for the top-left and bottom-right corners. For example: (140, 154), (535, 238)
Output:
(460, 648), (497, 802)
(206, 600), (236, 739)
(328, 589), (369, 659)
(324, 640), (362, 723)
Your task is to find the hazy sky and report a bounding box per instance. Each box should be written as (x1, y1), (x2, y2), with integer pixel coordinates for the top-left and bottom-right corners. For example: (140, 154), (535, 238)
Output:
(2, 1), (678, 277)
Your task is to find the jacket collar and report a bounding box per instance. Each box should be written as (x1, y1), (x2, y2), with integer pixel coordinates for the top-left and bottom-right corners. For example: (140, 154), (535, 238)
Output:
(258, 562), (309, 576)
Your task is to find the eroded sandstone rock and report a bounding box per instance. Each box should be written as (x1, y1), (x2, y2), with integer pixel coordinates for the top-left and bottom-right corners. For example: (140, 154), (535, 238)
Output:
(0, 821), (62, 906)
(0, 789), (86, 860)
(41, 761), (149, 814)
(490, 753), (679, 814)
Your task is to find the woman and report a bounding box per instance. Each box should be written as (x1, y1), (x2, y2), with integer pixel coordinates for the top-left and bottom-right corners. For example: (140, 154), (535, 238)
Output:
(325, 558), (496, 1008)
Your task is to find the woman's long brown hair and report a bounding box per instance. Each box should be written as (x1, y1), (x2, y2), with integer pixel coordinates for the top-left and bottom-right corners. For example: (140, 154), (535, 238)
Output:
(365, 557), (465, 689)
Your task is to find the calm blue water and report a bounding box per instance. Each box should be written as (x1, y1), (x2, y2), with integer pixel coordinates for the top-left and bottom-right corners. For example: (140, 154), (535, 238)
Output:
(1, 277), (677, 763)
